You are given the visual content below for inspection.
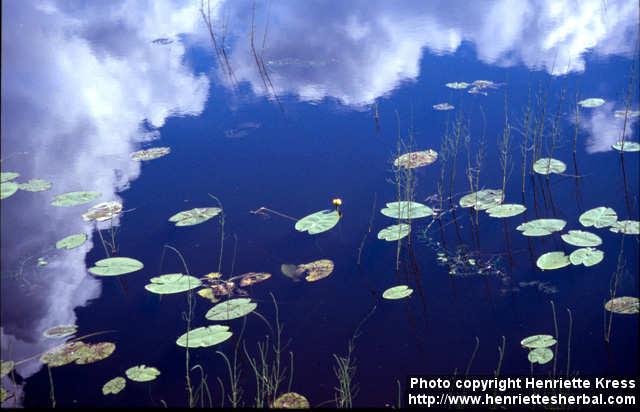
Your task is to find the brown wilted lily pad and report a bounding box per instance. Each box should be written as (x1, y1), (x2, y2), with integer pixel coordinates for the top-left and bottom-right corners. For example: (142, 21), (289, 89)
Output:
(43, 325), (78, 339)
(296, 259), (335, 282)
(40, 342), (87, 367)
(75, 342), (116, 365)
(272, 392), (310, 409)
(393, 150), (438, 169)
(82, 201), (123, 222)
(604, 297), (639, 314)
(238, 272), (271, 287)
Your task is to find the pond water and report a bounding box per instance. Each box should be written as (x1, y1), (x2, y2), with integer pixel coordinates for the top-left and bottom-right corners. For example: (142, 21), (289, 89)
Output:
(1, 0), (639, 408)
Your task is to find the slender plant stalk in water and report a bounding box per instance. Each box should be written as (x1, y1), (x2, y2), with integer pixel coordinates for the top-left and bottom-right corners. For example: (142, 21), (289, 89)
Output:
(464, 336), (480, 376)
(566, 308), (573, 376)
(550, 300), (559, 377)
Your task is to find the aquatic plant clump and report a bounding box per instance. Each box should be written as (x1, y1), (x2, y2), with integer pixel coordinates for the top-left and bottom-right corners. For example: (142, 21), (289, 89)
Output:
(43, 325), (78, 339)
(516, 219), (566, 236)
(130, 147), (170, 161)
(295, 209), (340, 234)
(532, 158), (566, 175)
(536, 251), (571, 270)
(18, 179), (52, 192)
(380, 201), (433, 219)
(393, 150), (438, 169)
(51, 191), (100, 207)
(612, 141), (640, 152)
(102, 377), (126, 395)
(125, 365), (161, 382)
(88, 257), (144, 276)
(169, 207), (222, 227)
(205, 298), (257, 321)
(377, 224), (410, 241)
(579, 207), (618, 228)
(561, 230), (602, 247)
(604, 297), (639, 314)
(56, 233), (88, 250)
(176, 325), (233, 348)
(382, 285), (413, 300)
(40, 341), (115, 367)
(82, 201), (123, 222)
(271, 392), (310, 409)
(0, 182), (19, 199)
(144, 274), (202, 294)
(459, 189), (503, 210)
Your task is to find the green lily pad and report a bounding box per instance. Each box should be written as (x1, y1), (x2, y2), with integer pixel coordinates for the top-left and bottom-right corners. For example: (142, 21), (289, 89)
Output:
(1, 387), (12, 403)
(380, 201), (434, 219)
(169, 207), (222, 227)
(51, 191), (100, 207)
(102, 377), (126, 395)
(294, 210), (340, 234)
(609, 220), (639, 235)
(614, 110), (640, 118)
(88, 257), (144, 277)
(272, 392), (310, 409)
(18, 179), (52, 192)
(433, 103), (454, 111)
(125, 365), (161, 382)
(56, 233), (88, 250)
(393, 150), (438, 169)
(516, 219), (566, 236)
(131, 147), (171, 161)
(377, 224), (410, 241)
(144, 274), (202, 294)
(176, 325), (233, 348)
(533, 158), (566, 175)
(604, 297), (639, 314)
(561, 230), (602, 247)
(528, 347), (554, 365)
(569, 247), (604, 267)
(445, 82), (470, 89)
(0, 172), (19, 183)
(520, 334), (557, 349)
(0, 182), (18, 200)
(459, 189), (503, 210)
(40, 342), (87, 367)
(382, 285), (413, 300)
(74, 342), (116, 365)
(579, 207), (617, 228)
(1, 361), (14, 378)
(486, 204), (526, 218)
(43, 325), (78, 338)
(205, 298), (257, 321)
(82, 201), (123, 222)
(612, 141), (640, 152)
(536, 252), (571, 270)
(578, 98), (605, 108)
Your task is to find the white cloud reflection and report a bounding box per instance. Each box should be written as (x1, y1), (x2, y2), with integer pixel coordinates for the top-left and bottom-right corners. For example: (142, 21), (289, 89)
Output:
(1, 0), (209, 401)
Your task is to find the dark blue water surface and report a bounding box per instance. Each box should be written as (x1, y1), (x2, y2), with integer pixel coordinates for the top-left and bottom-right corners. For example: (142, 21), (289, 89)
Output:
(2, 0), (639, 408)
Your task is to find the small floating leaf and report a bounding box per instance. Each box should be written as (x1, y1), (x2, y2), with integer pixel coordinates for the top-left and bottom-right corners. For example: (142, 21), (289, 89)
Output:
(604, 297), (639, 314)
(238, 272), (271, 287)
(0, 182), (18, 200)
(144, 274), (202, 294)
(43, 325), (77, 339)
(516, 219), (566, 236)
(272, 392), (310, 409)
(612, 141), (640, 152)
(88, 257), (144, 277)
(561, 230), (602, 247)
(533, 158), (566, 175)
(130, 147), (170, 161)
(393, 150), (438, 169)
(614, 110), (640, 118)
(459, 189), (503, 210)
(169, 207), (221, 227)
(56, 233), (88, 250)
(377, 224), (410, 241)
(0, 387), (12, 403)
(176, 325), (233, 348)
(520, 335), (557, 349)
(528, 347), (554, 365)
(74, 342), (116, 365)
(18, 179), (52, 192)
(1, 361), (14, 378)
(51, 191), (100, 207)
(295, 210), (340, 235)
(579, 207), (617, 228)
(125, 365), (161, 382)
(486, 204), (526, 218)
(445, 82), (470, 90)
(82, 201), (123, 222)
(433, 103), (454, 111)
(40, 342), (87, 367)
(102, 377), (126, 395)
(578, 98), (605, 108)
(380, 201), (433, 219)
(569, 247), (604, 267)
(37, 257), (48, 267)
(297, 259), (334, 282)
(382, 285), (413, 300)
(609, 220), (639, 235)
(536, 252), (571, 270)
(0, 172), (19, 183)
(205, 298), (257, 321)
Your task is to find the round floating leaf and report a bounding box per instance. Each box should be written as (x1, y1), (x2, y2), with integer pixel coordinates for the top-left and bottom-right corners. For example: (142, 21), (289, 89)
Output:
(281, 264), (303, 282)
(176, 325), (233, 348)
(377, 224), (410, 241)
(433, 103), (454, 111)
(612, 141), (640, 152)
(18, 179), (52, 192)
(43, 325), (77, 338)
(445, 82), (470, 90)
(238, 272), (271, 287)
(0, 172), (19, 183)
(88, 257), (144, 277)
(0, 182), (18, 200)
(486, 204), (526, 218)
(614, 110), (640, 118)
(131, 147), (171, 161)
(604, 297), (639, 314)
(196, 288), (219, 303)
(82, 201), (122, 222)
(536, 252), (570, 270)
(382, 285), (413, 300)
(144, 274), (202, 294)
(295, 210), (340, 235)
(380, 201), (433, 219)
(520, 334), (557, 349)
(1, 361), (14, 378)
(609, 220), (639, 235)
(56, 233), (88, 250)
(393, 150), (438, 169)
(102, 377), (126, 395)
(533, 158), (566, 175)
(51, 191), (100, 207)
(528, 347), (554, 365)
(579, 207), (617, 228)
(516, 219), (566, 236)
(578, 98), (605, 108)
(561, 230), (602, 247)
(169, 207), (221, 227)
(569, 247), (604, 267)
(75, 342), (116, 365)
(295, 259), (334, 282)
(40, 342), (87, 367)
(459, 189), (503, 210)
(126, 365), (161, 382)
(206, 298), (257, 321)
(272, 392), (310, 409)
